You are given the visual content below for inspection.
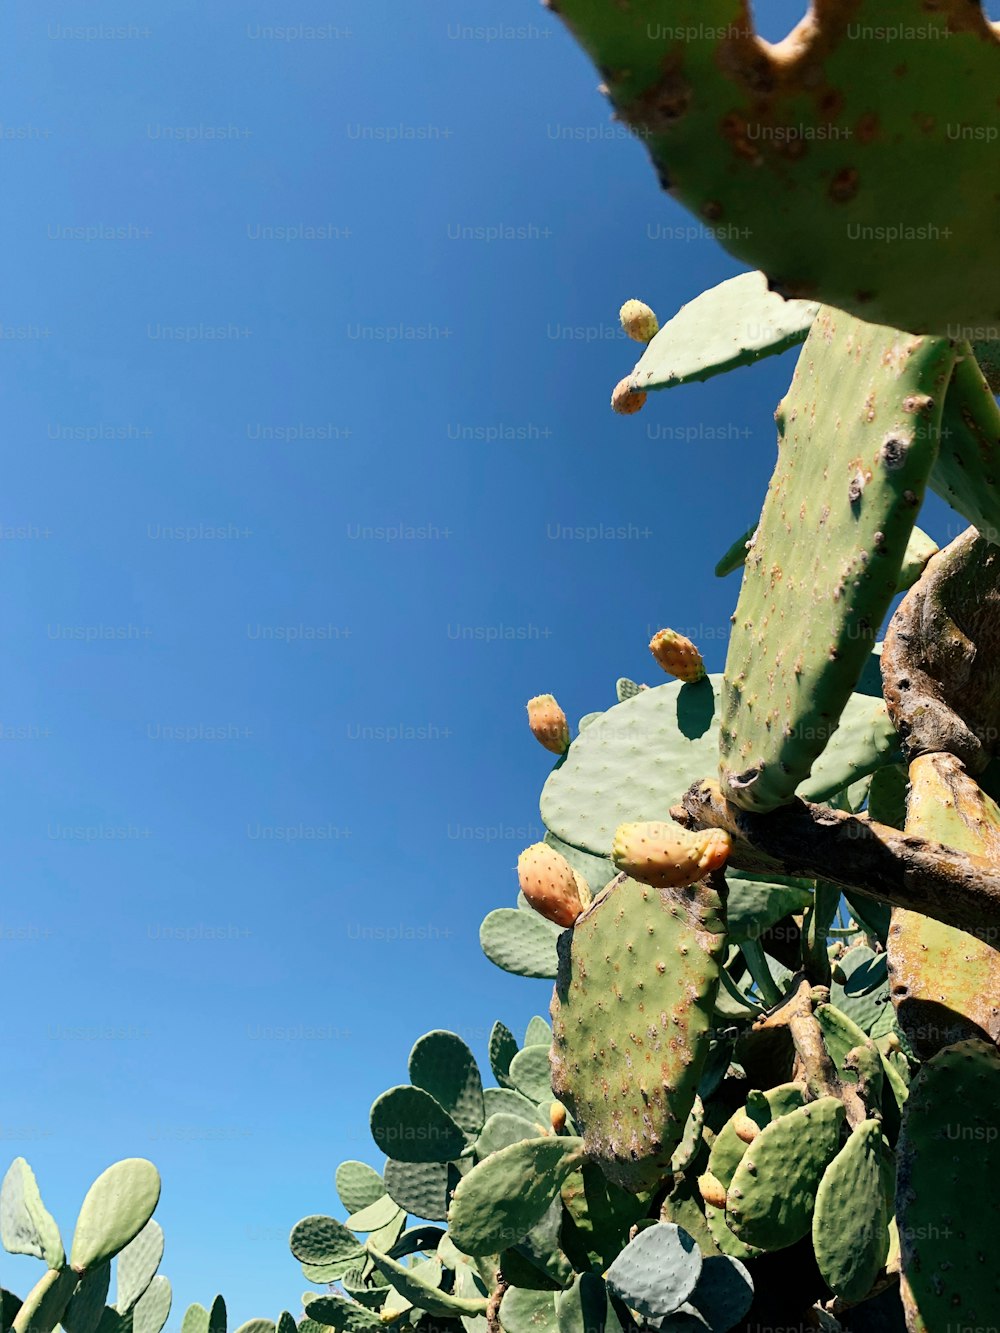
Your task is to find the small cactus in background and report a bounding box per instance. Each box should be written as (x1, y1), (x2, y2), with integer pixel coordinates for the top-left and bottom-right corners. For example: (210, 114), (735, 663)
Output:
(517, 842), (585, 927)
(649, 628), (707, 683)
(526, 693), (570, 754)
(619, 299), (658, 344)
(611, 376), (646, 415)
(611, 821), (730, 888)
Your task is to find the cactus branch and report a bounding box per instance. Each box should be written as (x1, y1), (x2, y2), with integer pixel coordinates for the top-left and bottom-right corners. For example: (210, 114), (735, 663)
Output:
(673, 781), (1000, 940)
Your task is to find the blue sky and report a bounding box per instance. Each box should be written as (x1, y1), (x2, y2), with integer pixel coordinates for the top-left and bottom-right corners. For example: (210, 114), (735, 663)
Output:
(0, 0), (975, 1323)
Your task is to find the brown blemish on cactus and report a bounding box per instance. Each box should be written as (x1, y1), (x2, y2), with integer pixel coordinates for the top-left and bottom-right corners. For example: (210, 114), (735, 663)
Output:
(829, 167), (859, 202)
(880, 435), (909, 469)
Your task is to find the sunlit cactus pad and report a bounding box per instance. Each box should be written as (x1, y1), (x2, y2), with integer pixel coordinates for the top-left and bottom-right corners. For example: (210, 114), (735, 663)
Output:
(550, 873), (726, 1191)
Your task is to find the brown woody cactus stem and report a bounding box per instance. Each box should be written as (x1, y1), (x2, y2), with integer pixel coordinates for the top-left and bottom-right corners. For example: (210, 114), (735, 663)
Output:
(673, 779), (1000, 939)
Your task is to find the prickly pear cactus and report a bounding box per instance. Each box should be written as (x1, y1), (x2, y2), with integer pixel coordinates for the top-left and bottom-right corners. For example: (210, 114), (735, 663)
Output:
(549, 873), (727, 1191)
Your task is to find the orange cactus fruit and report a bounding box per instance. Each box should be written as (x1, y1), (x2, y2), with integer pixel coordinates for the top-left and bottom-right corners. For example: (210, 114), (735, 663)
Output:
(526, 694), (570, 755)
(619, 299), (659, 343)
(517, 842), (584, 929)
(649, 628), (707, 683)
(612, 821), (731, 889)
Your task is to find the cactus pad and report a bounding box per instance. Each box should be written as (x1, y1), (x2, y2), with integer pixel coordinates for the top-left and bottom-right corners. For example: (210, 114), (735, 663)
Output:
(480, 906), (562, 980)
(70, 1160), (161, 1274)
(408, 1032), (485, 1137)
(628, 272), (816, 395)
(116, 1220), (164, 1313)
(812, 1120), (890, 1303)
(550, 1), (1000, 336)
(0, 1158), (64, 1268)
(897, 1039), (1000, 1328)
(720, 311), (955, 811)
(604, 1223), (702, 1319)
(726, 1097), (845, 1250)
(550, 874), (726, 1192)
(335, 1164), (384, 1217)
(447, 1136), (586, 1256)
(888, 753), (1000, 1060)
(930, 350), (1000, 544)
(132, 1278), (172, 1333)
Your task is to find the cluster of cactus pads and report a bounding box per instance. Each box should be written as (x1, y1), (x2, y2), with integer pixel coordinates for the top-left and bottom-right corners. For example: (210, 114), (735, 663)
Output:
(0, 1156), (298, 1333)
(288, 259), (999, 1328)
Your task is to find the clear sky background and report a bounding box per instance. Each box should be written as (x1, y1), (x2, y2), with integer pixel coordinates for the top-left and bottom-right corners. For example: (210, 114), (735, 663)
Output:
(0, 0), (986, 1324)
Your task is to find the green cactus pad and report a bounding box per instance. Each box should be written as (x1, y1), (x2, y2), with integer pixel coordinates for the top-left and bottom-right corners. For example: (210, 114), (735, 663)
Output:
(707, 1083), (807, 1190)
(12, 1267), (78, 1333)
(0, 1158), (65, 1268)
(829, 947), (890, 1036)
(724, 872), (813, 944)
(703, 1204), (759, 1264)
(365, 1246), (488, 1320)
(409, 1033), (485, 1136)
(720, 311), (954, 811)
(480, 908), (561, 980)
(388, 1225), (446, 1260)
(290, 1216), (364, 1273)
(555, 1274), (626, 1333)
(383, 1161), (457, 1224)
(70, 1160), (161, 1275)
(232, 1323), (274, 1333)
(628, 272), (816, 394)
(604, 1223), (702, 1319)
(209, 1294), (226, 1333)
(715, 524), (758, 580)
(345, 1196), (401, 1234)
(930, 350), (1000, 544)
(524, 1016), (552, 1047)
(895, 526), (938, 593)
(447, 1137), (586, 1256)
(542, 676), (899, 855)
(615, 679), (643, 703)
(550, 2), (1000, 336)
(132, 1277), (172, 1333)
(507, 1047), (552, 1106)
(488, 1023), (519, 1089)
(301, 1294), (380, 1333)
(560, 1166), (647, 1274)
(335, 1163), (384, 1217)
(61, 1265), (110, 1333)
(476, 1113), (543, 1158)
(812, 1120), (890, 1303)
(181, 1303), (211, 1333)
(509, 1194), (573, 1291)
(116, 1220), (163, 1312)
(680, 1255), (754, 1332)
(276, 1315), (296, 1333)
(340, 1265), (387, 1310)
(483, 1089), (540, 1121)
(669, 1097), (704, 1175)
(369, 1086), (467, 1164)
(897, 1039), (1000, 1327)
(540, 678), (718, 855)
(726, 1097), (845, 1250)
(550, 874), (726, 1192)
(498, 1288), (557, 1333)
